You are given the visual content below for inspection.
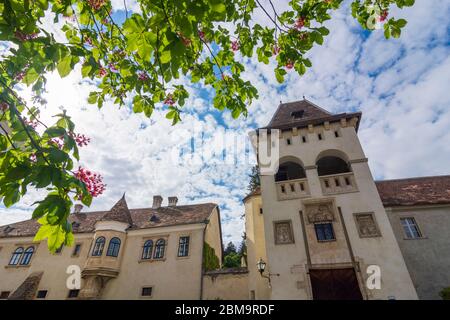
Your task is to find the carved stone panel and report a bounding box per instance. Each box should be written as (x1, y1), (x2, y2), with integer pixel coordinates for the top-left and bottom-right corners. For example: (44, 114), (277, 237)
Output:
(304, 200), (336, 224)
(273, 220), (295, 245)
(354, 213), (381, 238)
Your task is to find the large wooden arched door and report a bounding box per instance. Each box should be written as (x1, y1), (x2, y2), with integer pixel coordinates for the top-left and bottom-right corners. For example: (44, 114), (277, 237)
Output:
(309, 268), (363, 300)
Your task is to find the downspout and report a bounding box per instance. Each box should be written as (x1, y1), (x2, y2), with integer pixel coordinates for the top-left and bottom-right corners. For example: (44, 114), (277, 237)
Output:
(199, 222), (207, 300)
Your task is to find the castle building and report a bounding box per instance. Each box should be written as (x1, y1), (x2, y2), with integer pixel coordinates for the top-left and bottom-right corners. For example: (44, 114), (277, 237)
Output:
(244, 99), (449, 300)
(0, 195), (224, 299)
(0, 99), (449, 300)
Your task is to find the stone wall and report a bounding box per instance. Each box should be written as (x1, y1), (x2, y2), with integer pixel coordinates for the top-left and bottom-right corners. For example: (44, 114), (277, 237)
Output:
(202, 268), (249, 300)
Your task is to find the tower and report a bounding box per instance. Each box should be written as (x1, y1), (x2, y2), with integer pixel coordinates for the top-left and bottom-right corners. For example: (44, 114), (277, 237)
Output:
(253, 99), (417, 300)
(79, 195), (132, 299)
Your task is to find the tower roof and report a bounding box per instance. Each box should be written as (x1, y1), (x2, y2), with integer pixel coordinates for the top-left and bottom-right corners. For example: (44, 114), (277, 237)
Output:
(100, 194), (133, 225)
(262, 99), (361, 131)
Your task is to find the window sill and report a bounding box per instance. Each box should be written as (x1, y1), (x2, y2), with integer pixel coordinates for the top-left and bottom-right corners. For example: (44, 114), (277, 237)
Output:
(138, 258), (166, 263)
(5, 264), (30, 269)
(176, 255), (190, 260)
(403, 237), (428, 240)
(317, 239), (337, 243)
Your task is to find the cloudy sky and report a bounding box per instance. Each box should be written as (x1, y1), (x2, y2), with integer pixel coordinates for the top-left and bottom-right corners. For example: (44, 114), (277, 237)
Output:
(1, 0), (449, 245)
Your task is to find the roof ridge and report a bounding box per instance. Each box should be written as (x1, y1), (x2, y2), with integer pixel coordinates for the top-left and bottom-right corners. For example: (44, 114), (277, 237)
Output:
(375, 174), (450, 183)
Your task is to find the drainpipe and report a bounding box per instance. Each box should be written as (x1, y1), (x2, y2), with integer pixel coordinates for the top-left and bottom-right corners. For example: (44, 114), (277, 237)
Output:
(199, 223), (207, 300)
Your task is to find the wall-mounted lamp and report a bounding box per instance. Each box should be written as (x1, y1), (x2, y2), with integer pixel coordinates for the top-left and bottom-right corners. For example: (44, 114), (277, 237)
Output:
(256, 258), (279, 288)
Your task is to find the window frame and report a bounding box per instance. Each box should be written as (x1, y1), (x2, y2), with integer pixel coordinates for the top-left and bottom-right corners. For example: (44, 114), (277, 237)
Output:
(177, 236), (190, 257)
(314, 222), (336, 242)
(67, 289), (80, 299)
(36, 290), (48, 299)
(19, 246), (35, 265)
(92, 236), (106, 256)
(141, 286), (153, 298)
(106, 237), (121, 257)
(153, 238), (166, 259)
(142, 239), (154, 260)
(72, 243), (82, 257)
(9, 247), (24, 265)
(400, 217), (423, 239)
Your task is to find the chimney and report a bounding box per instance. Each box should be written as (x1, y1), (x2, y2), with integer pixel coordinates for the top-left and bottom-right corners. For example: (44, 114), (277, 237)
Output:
(74, 204), (83, 213)
(152, 195), (163, 209)
(168, 196), (178, 207)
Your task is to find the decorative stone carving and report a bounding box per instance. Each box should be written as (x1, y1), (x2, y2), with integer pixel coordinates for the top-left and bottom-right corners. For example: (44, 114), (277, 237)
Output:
(274, 220), (294, 244)
(304, 201), (335, 224)
(354, 213), (381, 238)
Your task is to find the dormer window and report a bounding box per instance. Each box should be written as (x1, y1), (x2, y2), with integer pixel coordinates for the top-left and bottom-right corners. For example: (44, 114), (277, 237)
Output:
(291, 110), (305, 119)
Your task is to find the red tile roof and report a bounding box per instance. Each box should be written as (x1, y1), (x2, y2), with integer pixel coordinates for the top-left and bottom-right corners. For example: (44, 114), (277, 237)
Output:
(376, 175), (450, 207)
(0, 201), (217, 238)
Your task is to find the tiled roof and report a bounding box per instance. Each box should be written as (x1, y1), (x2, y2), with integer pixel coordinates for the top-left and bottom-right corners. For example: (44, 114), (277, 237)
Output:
(242, 187), (261, 202)
(0, 200), (217, 238)
(99, 194), (133, 225)
(261, 99), (361, 131)
(376, 175), (450, 207)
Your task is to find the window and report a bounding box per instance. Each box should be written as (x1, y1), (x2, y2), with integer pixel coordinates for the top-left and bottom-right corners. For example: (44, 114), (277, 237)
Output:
(72, 244), (82, 257)
(314, 223), (335, 242)
(36, 290), (48, 299)
(9, 247), (24, 265)
(178, 236), (190, 257)
(142, 240), (153, 260)
(106, 237), (121, 257)
(67, 289), (79, 298)
(55, 245), (63, 254)
(92, 236), (105, 256)
(318, 133), (323, 140)
(141, 287), (153, 297)
(259, 207), (263, 214)
(291, 110), (305, 119)
(0, 291), (10, 299)
(302, 136), (307, 143)
(275, 161), (306, 182)
(153, 239), (166, 259)
(286, 138), (291, 145)
(316, 156), (351, 176)
(20, 246), (34, 265)
(401, 218), (422, 239)
(334, 130), (340, 138)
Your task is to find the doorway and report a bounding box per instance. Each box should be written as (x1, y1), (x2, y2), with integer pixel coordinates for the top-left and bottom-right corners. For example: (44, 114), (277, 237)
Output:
(309, 268), (363, 300)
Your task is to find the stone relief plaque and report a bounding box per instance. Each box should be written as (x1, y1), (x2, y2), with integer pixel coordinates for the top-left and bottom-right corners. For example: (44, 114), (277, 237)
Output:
(354, 213), (381, 238)
(304, 201), (335, 224)
(274, 221), (294, 244)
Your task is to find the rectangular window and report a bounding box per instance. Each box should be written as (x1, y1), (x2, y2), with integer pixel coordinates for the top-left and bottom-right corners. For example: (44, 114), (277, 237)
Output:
(36, 290), (48, 299)
(72, 244), (82, 257)
(286, 138), (291, 145)
(67, 289), (79, 298)
(318, 133), (323, 140)
(334, 130), (340, 138)
(259, 207), (263, 214)
(314, 223), (336, 242)
(401, 218), (422, 239)
(0, 291), (10, 299)
(141, 287), (153, 297)
(178, 236), (190, 257)
(302, 136), (307, 143)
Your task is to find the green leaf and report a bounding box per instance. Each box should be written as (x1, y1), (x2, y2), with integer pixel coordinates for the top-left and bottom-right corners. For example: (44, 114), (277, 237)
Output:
(57, 55), (72, 78)
(23, 68), (39, 85)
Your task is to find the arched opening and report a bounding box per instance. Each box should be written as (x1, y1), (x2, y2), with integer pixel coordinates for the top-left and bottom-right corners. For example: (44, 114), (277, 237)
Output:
(92, 236), (105, 256)
(106, 237), (121, 257)
(9, 247), (24, 265)
(153, 239), (166, 259)
(142, 240), (153, 260)
(275, 161), (306, 182)
(20, 246), (34, 265)
(316, 156), (351, 176)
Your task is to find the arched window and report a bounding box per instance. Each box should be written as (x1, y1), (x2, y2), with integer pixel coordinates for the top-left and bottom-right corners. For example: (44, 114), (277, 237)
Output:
(316, 156), (351, 176)
(106, 237), (121, 257)
(9, 247), (24, 265)
(142, 240), (153, 260)
(92, 236), (105, 256)
(275, 161), (306, 182)
(20, 246), (34, 265)
(153, 239), (166, 259)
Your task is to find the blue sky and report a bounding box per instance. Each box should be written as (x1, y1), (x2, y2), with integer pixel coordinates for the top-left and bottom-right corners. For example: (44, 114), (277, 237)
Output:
(1, 0), (449, 245)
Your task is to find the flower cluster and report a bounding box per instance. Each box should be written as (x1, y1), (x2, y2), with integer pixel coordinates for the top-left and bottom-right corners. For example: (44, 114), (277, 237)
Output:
(15, 31), (38, 41)
(84, 36), (93, 46)
(87, 0), (107, 11)
(0, 102), (8, 112)
(231, 40), (240, 51)
(164, 94), (175, 106)
(15, 70), (27, 81)
(294, 17), (305, 30)
(285, 60), (294, 70)
(98, 67), (107, 77)
(29, 153), (37, 163)
(70, 133), (90, 147)
(138, 72), (149, 81)
(50, 137), (64, 149)
(379, 10), (389, 22)
(74, 167), (106, 197)
(23, 118), (38, 129)
(108, 63), (119, 73)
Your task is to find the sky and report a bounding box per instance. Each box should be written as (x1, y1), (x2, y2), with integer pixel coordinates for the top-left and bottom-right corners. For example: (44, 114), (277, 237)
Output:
(1, 0), (449, 245)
